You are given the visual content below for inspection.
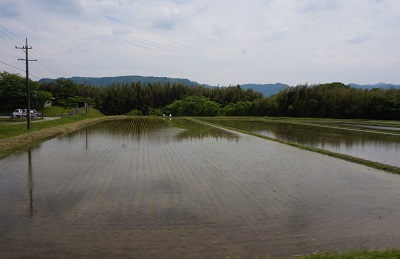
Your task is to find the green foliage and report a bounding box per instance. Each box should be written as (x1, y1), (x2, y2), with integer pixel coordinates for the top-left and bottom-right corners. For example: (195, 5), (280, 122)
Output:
(265, 83), (400, 120)
(223, 101), (253, 116)
(165, 96), (220, 116)
(0, 71), (26, 98)
(37, 90), (53, 101)
(2, 72), (399, 120)
(40, 78), (102, 108)
(126, 109), (143, 116)
(99, 82), (262, 115)
(0, 71), (40, 109)
(148, 107), (163, 116)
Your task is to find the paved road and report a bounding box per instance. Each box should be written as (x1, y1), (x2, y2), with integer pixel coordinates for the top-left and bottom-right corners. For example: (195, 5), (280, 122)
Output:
(0, 116), (59, 125)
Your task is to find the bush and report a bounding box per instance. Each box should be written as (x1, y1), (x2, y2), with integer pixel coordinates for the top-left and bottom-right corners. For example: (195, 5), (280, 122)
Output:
(126, 109), (143, 116)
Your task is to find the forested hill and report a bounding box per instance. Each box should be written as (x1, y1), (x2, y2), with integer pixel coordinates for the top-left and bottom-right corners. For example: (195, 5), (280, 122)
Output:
(38, 76), (400, 97)
(39, 76), (291, 96)
(39, 76), (204, 88)
(349, 83), (400, 90)
(241, 83), (289, 97)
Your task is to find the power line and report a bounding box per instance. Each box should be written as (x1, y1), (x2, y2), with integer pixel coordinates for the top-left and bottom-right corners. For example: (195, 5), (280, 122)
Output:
(0, 24), (25, 45)
(1, 24), (71, 79)
(0, 36), (16, 49)
(0, 60), (25, 72)
(31, 49), (71, 78)
(0, 49), (19, 59)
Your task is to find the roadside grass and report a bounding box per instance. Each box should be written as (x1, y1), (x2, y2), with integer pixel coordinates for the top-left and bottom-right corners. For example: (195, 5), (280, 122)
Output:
(0, 117), (26, 124)
(40, 106), (83, 117)
(0, 108), (104, 140)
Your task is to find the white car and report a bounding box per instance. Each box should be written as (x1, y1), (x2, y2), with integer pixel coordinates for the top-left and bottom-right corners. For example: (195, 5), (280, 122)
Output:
(30, 109), (42, 118)
(12, 109), (27, 118)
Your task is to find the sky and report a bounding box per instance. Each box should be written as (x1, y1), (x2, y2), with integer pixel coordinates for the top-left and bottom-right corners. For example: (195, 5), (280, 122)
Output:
(0, 0), (399, 86)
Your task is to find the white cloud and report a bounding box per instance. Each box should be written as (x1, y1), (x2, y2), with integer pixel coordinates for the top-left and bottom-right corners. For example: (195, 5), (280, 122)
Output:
(0, 0), (399, 85)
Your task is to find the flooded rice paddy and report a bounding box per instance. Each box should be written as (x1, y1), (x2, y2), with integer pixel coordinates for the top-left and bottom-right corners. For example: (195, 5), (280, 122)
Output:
(1, 118), (400, 258)
(201, 118), (400, 168)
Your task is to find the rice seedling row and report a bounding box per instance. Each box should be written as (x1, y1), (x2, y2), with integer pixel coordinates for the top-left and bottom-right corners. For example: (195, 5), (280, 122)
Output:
(1, 118), (400, 258)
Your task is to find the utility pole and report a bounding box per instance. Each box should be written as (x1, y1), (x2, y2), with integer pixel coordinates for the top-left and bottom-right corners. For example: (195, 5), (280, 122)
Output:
(16, 38), (37, 130)
(81, 81), (88, 117)
(84, 81), (88, 117)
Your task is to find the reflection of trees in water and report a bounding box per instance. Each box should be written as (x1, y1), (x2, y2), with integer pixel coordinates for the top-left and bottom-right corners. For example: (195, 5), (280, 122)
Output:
(170, 118), (239, 142)
(64, 118), (238, 145)
(94, 118), (169, 136)
(267, 123), (400, 149)
(95, 117), (239, 141)
(205, 119), (400, 148)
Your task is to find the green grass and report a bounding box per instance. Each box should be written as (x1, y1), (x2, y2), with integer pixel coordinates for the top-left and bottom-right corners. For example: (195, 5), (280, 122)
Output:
(0, 107), (104, 140)
(225, 249), (400, 258)
(0, 117), (27, 124)
(40, 106), (77, 117)
(291, 249), (400, 258)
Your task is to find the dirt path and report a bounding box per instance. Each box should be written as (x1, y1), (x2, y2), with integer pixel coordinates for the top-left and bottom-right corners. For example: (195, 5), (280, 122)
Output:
(0, 116), (125, 159)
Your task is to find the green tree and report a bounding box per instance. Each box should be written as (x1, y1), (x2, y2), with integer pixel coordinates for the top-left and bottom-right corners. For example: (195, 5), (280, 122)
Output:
(37, 90), (53, 102)
(223, 101), (253, 116)
(0, 71), (40, 109)
(165, 96), (220, 116)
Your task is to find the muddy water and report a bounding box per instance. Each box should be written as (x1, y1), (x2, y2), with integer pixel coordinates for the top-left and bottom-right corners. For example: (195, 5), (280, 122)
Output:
(202, 119), (400, 168)
(1, 118), (400, 258)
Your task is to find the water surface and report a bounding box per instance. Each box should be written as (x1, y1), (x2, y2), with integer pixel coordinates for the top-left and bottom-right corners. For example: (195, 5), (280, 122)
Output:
(1, 118), (400, 258)
(201, 118), (400, 167)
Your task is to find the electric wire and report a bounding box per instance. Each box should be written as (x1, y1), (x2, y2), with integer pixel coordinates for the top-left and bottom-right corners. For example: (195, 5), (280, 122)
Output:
(0, 49), (19, 59)
(0, 24), (71, 79)
(0, 25), (25, 45)
(0, 60), (25, 72)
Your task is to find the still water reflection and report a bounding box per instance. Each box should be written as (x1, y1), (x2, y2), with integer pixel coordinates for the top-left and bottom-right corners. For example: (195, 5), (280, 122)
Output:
(1, 118), (400, 258)
(202, 119), (400, 168)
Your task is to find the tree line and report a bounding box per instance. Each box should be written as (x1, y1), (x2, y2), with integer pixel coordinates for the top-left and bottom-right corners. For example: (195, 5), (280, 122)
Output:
(1, 72), (399, 119)
(265, 82), (400, 120)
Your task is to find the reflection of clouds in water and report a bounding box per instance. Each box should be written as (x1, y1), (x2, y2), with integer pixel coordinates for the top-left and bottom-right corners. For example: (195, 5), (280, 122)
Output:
(1, 118), (400, 257)
(203, 119), (400, 167)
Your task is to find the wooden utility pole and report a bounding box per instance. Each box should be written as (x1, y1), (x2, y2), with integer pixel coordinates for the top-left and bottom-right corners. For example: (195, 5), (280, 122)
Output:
(16, 38), (37, 130)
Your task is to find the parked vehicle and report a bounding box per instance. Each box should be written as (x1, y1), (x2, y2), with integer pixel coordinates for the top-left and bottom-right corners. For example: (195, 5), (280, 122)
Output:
(12, 109), (27, 118)
(30, 109), (42, 119)
(11, 109), (42, 119)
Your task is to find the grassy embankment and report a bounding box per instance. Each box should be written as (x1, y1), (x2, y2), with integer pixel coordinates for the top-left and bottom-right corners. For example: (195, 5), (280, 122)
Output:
(195, 117), (400, 175)
(257, 248), (400, 258)
(0, 107), (123, 159)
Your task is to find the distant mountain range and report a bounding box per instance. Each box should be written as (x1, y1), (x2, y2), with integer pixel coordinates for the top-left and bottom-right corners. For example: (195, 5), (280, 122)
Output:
(39, 76), (400, 97)
(348, 83), (400, 90)
(39, 76), (203, 88)
(240, 83), (290, 97)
